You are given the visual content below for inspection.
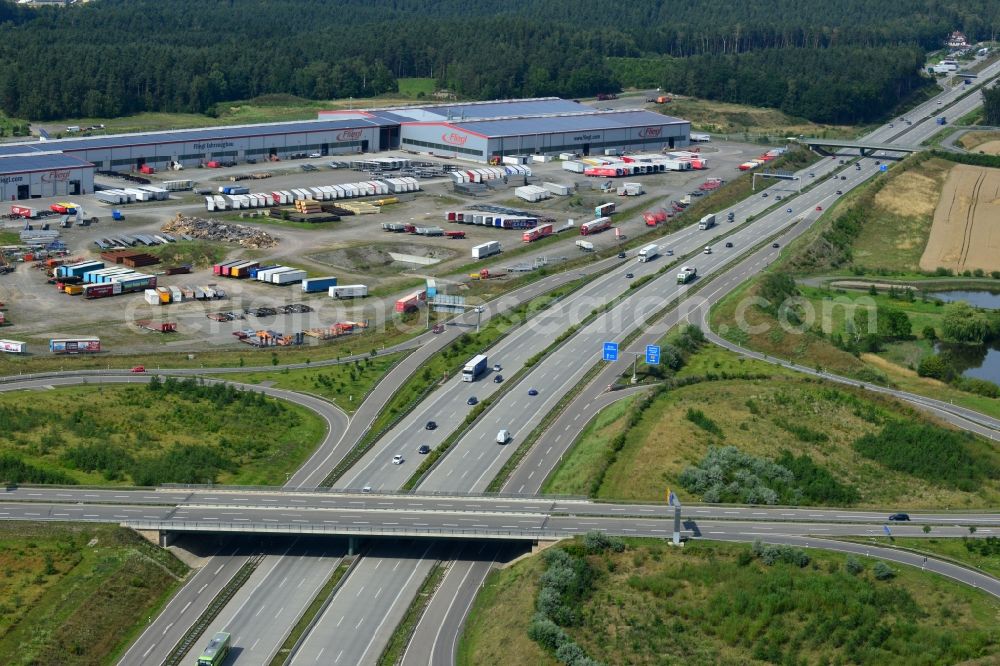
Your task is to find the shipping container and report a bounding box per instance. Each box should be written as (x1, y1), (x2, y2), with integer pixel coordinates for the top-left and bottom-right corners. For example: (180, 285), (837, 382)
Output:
(395, 289), (427, 312)
(272, 269), (307, 285)
(471, 241), (502, 260)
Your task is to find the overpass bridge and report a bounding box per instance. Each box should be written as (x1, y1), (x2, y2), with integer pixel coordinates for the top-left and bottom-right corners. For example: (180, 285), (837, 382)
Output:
(1, 486), (997, 546)
(793, 137), (924, 156)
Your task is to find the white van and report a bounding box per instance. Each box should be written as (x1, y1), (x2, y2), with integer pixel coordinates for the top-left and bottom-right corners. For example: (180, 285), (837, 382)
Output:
(496, 429), (511, 444)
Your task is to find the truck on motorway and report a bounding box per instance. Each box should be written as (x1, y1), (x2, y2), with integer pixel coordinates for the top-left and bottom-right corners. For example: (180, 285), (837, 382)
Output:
(698, 214), (716, 230)
(677, 266), (697, 284)
(471, 241), (502, 260)
(329, 284), (368, 299)
(462, 354), (488, 382)
(576, 239), (594, 252)
(637, 244), (659, 262)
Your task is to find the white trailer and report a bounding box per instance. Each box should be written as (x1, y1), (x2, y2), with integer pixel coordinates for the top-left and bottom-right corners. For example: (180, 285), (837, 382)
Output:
(471, 241), (502, 260)
(329, 284), (368, 299)
(272, 269), (307, 285)
(698, 214), (716, 230)
(576, 239), (594, 252)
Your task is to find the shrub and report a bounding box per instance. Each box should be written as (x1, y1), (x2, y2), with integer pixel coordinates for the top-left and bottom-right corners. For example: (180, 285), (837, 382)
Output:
(750, 539), (811, 567)
(685, 408), (723, 436)
(873, 561), (896, 580)
(921, 325), (936, 340)
(916, 354), (950, 380)
(952, 376), (1000, 398)
(845, 556), (864, 575)
(853, 422), (993, 491)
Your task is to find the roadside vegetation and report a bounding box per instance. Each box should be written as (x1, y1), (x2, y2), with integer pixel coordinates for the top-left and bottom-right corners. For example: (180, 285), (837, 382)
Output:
(0, 378), (326, 486)
(844, 535), (1000, 579)
(460, 536), (1000, 666)
(0, 522), (187, 666)
(210, 352), (404, 413)
(708, 151), (1000, 415)
(544, 338), (1000, 509)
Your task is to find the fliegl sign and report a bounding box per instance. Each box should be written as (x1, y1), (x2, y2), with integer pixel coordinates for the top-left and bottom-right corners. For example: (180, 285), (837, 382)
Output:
(638, 126), (664, 138)
(441, 131), (470, 147)
(337, 128), (364, 141)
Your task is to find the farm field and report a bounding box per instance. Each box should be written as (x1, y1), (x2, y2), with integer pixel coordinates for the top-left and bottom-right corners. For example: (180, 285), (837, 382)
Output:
(920, 163), (1000, 274)
(459, 537), (1000, 666)
(0, 522), (187, 666)
(0, 379), (327, 486)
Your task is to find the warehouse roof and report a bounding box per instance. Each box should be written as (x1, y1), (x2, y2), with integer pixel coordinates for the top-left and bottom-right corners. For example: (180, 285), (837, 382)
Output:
(0, 152), (94, 174)
(0, 117), (394, 157)
(412, 110), (688, 138)
(324, 97), (589, 124)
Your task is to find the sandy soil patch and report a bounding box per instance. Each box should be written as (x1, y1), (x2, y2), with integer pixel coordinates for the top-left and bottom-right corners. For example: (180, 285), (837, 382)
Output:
(919, 163), (1000, 273)
(874, 169), (941, 218)
(974, 140), (1000, 155)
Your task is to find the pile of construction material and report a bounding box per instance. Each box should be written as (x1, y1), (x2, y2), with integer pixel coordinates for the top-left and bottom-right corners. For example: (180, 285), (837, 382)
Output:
(294, 199), (322, 215)
(338, 202), (379, 215)
(162, 214), (278, 249)
(100, 249), (160, 268)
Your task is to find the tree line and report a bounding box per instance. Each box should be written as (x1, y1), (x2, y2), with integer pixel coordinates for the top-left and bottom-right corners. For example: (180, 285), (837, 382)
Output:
(0, 0), (996, 121)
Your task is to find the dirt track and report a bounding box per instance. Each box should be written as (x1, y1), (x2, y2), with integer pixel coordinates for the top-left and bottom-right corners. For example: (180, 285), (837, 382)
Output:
(919, 163), (1000, 273)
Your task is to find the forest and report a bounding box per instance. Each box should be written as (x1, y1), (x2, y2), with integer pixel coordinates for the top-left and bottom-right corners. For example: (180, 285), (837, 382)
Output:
(0, 0), (997, 122)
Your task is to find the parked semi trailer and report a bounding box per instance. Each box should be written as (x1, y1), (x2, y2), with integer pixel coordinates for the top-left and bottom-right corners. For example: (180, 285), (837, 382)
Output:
(329, 284), (368, 299)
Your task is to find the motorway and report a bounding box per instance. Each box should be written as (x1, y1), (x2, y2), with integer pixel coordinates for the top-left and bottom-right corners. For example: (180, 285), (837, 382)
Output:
(3, 63), (999, 665)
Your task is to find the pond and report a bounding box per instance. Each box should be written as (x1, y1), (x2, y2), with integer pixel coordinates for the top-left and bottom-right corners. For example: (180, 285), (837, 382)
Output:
(933, 290), (1000, 309)
(932, 290), (1000, 385)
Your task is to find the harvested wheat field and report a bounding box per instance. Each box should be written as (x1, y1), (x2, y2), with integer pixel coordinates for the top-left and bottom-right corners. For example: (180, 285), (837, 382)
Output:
(975, 140), (1000, 155)
(919, 163), (1000, 273)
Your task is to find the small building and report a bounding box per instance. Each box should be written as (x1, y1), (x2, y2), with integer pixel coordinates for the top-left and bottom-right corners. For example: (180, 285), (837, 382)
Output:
(0, 152), (94, 201)
(947, 31), (968, 48)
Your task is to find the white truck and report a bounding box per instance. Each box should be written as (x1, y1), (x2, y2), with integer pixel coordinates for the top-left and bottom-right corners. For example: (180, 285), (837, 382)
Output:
(576, 239), (594, 252)
(677, 266), (697, 284)
(637, 244), (659, 262)
(698, 214), (716, 230)
(329, 284), (368, 299)
(471, 241), (502, 260)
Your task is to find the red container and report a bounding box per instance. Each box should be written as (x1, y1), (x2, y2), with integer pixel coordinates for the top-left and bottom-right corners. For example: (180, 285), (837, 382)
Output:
(139, 165), (155, 174)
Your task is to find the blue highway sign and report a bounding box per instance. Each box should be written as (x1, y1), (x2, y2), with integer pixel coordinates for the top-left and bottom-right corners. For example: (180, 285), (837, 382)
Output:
(645, 345), (661, 365)
(602, 342), (619, 362)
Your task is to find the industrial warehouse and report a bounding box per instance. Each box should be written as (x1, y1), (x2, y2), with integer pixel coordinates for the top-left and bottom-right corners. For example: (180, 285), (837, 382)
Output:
(0, 97), (690, 199)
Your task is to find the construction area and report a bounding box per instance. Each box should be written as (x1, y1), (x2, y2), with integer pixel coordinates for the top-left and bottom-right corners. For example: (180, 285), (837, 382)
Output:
(920, 163), (1000, 274)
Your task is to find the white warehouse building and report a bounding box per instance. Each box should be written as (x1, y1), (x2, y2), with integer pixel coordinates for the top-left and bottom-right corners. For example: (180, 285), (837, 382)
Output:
(0, 152), (95, 201)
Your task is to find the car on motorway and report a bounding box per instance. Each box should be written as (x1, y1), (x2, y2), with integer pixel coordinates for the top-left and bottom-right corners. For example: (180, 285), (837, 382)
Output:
(130, 365), (145, 373)
(392, 454), (404, 465)
(875, 160), (881, 165)
(725, 241), (733, 248)
(625, 272), (634, 279)
(841, 175), (847, 180)
(494, 374), (503, 383)
(362, 485), (372, 493)
(772, 242), (780, 248)
(418, 445), (431, 455)
(703, 246), (712, 254)
(836, 190), (843, 195)
(666, 248), (673, 256)
(467, 396), (478, 406)
(808, 172), (815, 178)
(889, 123), (894, 128)
(493, 363), (502, 372)
(425, 420), (437, 430)
(618, 252), (626, 258)
(815, 205), (823, 211)
(775, 195), (783, 201)
(761, 192), (768, 198)
(432, 323), (444, 334)
(888, 513), (910, 521)
(496, 429), (511, 444)
(528, 388), (539, 396)
(786, 208), (792, 213)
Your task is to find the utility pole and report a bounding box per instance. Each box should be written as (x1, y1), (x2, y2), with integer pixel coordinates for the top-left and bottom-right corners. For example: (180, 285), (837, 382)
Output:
(631, 352), (638, 384)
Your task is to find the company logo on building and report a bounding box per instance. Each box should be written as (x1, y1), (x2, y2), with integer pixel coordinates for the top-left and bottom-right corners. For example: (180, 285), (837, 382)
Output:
(639, 127), (664, 138)
(337, 128), (364, 141)
(0, 176), (24, 184)
(192, 141), (235, 150)
(441, 132), (469, 147)
(41, 170), (70, 183)
(572, 134), (600, 142)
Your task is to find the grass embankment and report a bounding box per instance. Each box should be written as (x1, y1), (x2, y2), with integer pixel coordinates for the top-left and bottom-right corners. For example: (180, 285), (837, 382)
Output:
(544, 341), (1000, 509)
(460, 536), (1000, 666)
(634, 93), (864, 139)
(207, 352), (404, 413)
(0, 522), (187, 666)
(0, 378), (326, 486)
(0, 231), (20, 245)
(144, 240), (228, 269)
(840, 536), (1000, 579)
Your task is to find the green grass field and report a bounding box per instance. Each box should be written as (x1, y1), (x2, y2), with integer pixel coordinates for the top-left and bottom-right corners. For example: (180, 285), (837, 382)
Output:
(144, 239), (228, 269)
(544, 343), (1000, 509)
(460, 537), (1000, 666)
(0, 380), (326, 486)
(0, 522), (187, 666)
(0, 231), (20, 245)
(210, 352), (404, 413)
